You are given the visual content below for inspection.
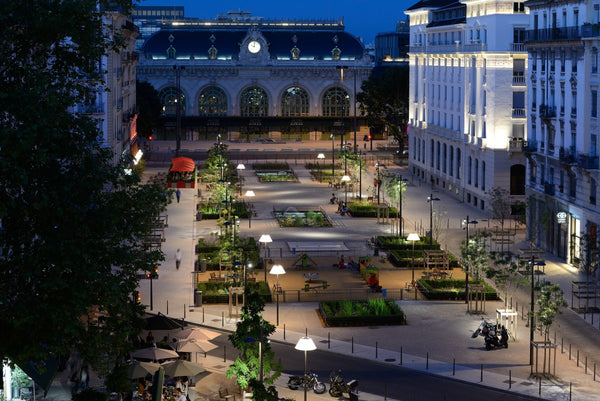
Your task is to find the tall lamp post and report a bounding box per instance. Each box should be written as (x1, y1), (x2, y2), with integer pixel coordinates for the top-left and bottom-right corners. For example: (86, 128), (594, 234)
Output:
(462, 216), (478, 304)
(330, 134), (335, 182)
(236, 163), (245, 195)
(407, 233), (420, 300)
(173, 65), (185, 157)
(336, 66), (349, 149)
(259, 234), (272, 282)
(295, 336), (317, 401)
(528, 253), (545, 366)
(341, 175), (351, 203)
(244, 190), (255, 228)
(269, 264), (286, 326)
(317, 153), (325, 182)
(396, 175), (407, 237)
(427, 194), (440, 245)
(375, 162), (381, 204)
(353, 67), (357, 154)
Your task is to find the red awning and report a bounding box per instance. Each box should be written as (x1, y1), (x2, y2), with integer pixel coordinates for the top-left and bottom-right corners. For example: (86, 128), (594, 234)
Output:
(170, 157), (195, 172)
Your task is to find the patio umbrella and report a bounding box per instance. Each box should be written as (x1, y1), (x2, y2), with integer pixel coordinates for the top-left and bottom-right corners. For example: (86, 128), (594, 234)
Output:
(162, 360), (205, 378)
(128, 361), (160, 379)
(144, 313), (182, 331)
(171, 327), (221, 341)
(131, 346), (179, 362)
(170, 338), (218, 354)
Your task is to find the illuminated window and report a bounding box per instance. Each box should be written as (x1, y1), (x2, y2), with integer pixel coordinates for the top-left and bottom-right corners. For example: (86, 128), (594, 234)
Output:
(281, 86), (309, 116)
(241, 87), (268, 116)
(322, 87), (349, 117)
(199, 86), (227, 116)
(159, 87), (185, 116)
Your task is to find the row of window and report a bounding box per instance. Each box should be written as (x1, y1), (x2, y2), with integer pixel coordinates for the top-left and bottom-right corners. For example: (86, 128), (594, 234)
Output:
(158, 85), (350, 117)
(530, 163), (597, 203)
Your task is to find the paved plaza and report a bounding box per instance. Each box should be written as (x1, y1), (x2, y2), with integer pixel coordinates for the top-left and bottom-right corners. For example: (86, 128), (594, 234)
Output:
(136, 139), (600, 400)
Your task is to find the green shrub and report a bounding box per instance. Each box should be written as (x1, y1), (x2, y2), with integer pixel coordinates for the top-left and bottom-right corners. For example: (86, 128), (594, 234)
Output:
(418, 279), (498, 301)
(254, 163), (289, 170)
(319, 299), (406, 326)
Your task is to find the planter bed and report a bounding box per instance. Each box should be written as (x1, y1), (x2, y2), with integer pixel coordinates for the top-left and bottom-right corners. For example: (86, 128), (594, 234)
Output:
(196, 281), (271, 304)
(418, 279), (498, 301)
(388, 249), (459, 268)
(346, 202), (398, 218)
(319, 299), (406, 327)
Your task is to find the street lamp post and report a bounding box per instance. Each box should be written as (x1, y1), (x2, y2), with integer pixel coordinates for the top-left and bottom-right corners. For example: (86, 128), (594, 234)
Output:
(173, 65), (185, 157)
(330, 134), (335, 182)
(353, 68), (357, 154)
(427, 194), (440, 245)
(358, 151), (363, 200)
(236, 163), (245, 195)
(269, 264), (286, 326)
(336, 66), (348, 149)
(258, 234), (272, 282)
(528, 253), (544, 366)
(407, 233), (420, 300)
(317, 153), (325, 182)
(462, 216), (478, 304)
(244, 190), (255, 228)
(295, 336), (317, 401)
(396, 175), (407, 237)
(375, 162), (381, 205)
(341, 175), (351, 203)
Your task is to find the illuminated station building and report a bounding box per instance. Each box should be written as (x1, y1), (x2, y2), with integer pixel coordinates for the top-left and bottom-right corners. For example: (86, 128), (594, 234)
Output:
(405, 0), (528, 211)
(136, 11), (372, 143)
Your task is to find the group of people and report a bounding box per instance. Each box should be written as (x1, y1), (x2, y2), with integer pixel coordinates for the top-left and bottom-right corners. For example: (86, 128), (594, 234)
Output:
(134, 376), (189, 401)
(330, 193), (351, 216)
(338, 255), (358, 270)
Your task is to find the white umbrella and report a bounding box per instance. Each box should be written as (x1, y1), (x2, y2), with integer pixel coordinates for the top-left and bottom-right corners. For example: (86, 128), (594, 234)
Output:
(170, 338), (218, 353)
(162, 360), (205, 377)
(128, 361), (160, 379)
(171, 327), (221, 341)
(131, 346), (179, 362)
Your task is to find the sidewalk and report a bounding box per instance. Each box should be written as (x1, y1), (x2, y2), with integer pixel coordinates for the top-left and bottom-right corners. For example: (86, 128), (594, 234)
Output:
(140, 143), (600, 400)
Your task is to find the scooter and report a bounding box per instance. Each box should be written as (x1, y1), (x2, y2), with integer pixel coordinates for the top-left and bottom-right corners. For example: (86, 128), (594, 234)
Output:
(328, 370), (358, 400)
(472, 319), (509, 350)
(287, 371), (326, 394)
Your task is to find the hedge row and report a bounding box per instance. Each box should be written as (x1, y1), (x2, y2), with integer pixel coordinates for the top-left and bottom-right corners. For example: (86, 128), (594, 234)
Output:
(417, 279), (498, 301)
(196, 281), (271, 303)
(388, 250), (460, 268)
(377, 236), (440, 251)
(319, 300), (406, 327)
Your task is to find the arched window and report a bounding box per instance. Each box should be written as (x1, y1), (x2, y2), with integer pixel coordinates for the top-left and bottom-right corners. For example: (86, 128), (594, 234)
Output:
(199, 86), (227, 116)
(240, 87), (268, 117)
(159, 87), (185, 116)
(322, 87), (349, 117)
(281, 86), (309, 116)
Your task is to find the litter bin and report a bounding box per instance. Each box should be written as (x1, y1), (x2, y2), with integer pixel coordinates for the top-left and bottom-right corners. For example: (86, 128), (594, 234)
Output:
(196, 212), (202, 221)
(201, 259), (207, 273)
(194, 290), (202, 307)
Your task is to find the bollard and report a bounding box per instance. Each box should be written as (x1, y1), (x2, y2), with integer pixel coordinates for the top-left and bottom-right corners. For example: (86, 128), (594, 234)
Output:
(183, 304), (186, 320)
(222, 312), (224, 327)
(538, 377), (541, 397)
(570, 382), (572, 401)
(509, 370), (512, 389)
(202, 307), (205, 323)
(328, 332), (331, 349)
(480, 364), (483, 382)
(577, 350), (580, 367)
(352, 337), (354, 353)
(561, 337), (564, 353)
(426, 352), (429, 370)
(400, 346), (403, 365)
(452, 359), (455, 376)
(376, 341), (378, 359)
(569, 344), (572, 360)
(283, 324), (286, 340)
(167, 300), (169, 315)
(223, 346), (226, 362)
(586, 356), (588, 374)
(594, 363), (597, 381)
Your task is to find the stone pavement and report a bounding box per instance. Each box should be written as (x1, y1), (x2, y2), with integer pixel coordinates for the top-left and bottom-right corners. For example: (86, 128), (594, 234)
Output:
(138, 139), (600, 401)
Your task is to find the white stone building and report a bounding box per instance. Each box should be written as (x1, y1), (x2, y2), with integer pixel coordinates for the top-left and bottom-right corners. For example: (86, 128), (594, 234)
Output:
(135, 11), (371, 142)
(525, 0), (600, 266)
(405, 0), (528, 213)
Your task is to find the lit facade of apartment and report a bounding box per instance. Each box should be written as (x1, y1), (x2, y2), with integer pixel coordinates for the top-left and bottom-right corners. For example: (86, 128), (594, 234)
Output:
(525, 0), (600, 266)
(406, 0), (528, 212)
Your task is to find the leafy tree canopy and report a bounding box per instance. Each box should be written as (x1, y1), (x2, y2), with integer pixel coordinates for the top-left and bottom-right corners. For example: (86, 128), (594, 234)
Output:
(136, 80), (162, 139)
(357, 66), (409, 146)
(0, 0), (170, 370)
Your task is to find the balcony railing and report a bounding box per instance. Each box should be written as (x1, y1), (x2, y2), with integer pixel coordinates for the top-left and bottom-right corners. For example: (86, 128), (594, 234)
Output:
(511, 43), (526, 52)
(508, 138), (524, 151)
(512, 108), (526, 118)
(559, 147), (577, 164)
(577, 154), (599, 169)
(544, 182), (555, 195)
(525, 26), (583, 42)
(512, 75), (526, 86)
(539, 104), (556, 119)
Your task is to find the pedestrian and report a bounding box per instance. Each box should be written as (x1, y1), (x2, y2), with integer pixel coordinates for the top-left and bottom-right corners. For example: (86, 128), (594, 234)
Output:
(175, 189), (181, 203)
(175, 389), (186, 401)
(175, 249), (182, 270)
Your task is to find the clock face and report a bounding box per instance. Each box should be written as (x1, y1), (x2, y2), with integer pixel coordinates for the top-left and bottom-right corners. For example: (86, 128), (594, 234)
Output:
(248, 40), (261, 54)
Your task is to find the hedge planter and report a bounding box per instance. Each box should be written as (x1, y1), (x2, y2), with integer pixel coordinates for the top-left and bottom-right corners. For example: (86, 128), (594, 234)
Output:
(196, 281), (271, 304)
(319, 299), (407, 327)
(418, 279), (499, 301)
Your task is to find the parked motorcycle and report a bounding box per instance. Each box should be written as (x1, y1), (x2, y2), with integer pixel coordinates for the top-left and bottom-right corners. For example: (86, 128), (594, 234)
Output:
(287, 371), (326, 394)
(472, 319), (509, 350)
(328, 370), (358, 399)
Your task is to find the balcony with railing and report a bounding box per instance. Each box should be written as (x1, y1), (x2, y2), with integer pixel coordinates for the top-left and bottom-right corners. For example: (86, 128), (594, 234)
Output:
(544, 182), (555, 195)
(512, 75), (526, 86)
(577, 154), (599, 169)
(508, 138), (524, 151)
(512, 108), (526, 118)
(510, 43), (526, 52)
(539, 104), (556, 119)
(525, 26), (582, 42)
(559, 147), (577, 164)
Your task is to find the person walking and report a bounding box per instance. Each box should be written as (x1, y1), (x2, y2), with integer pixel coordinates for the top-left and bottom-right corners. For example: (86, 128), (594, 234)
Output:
(175, 189), (181, 203)
(175, 249), (182, 270)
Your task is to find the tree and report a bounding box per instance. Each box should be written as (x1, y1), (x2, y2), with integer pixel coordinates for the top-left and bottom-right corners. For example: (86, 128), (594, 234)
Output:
(357, 66), (409, 149)
(486, 252), (528, 309)
(136, 80), (162, 139)
(486, 187), (512, 230)
(0, 1), (170, 371)
(459, 232), (490, 281)
(226, 290), (282, 400)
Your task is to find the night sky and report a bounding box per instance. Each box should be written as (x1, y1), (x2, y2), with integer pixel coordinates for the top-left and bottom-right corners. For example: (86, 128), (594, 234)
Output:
(136, 0), (414, 44)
